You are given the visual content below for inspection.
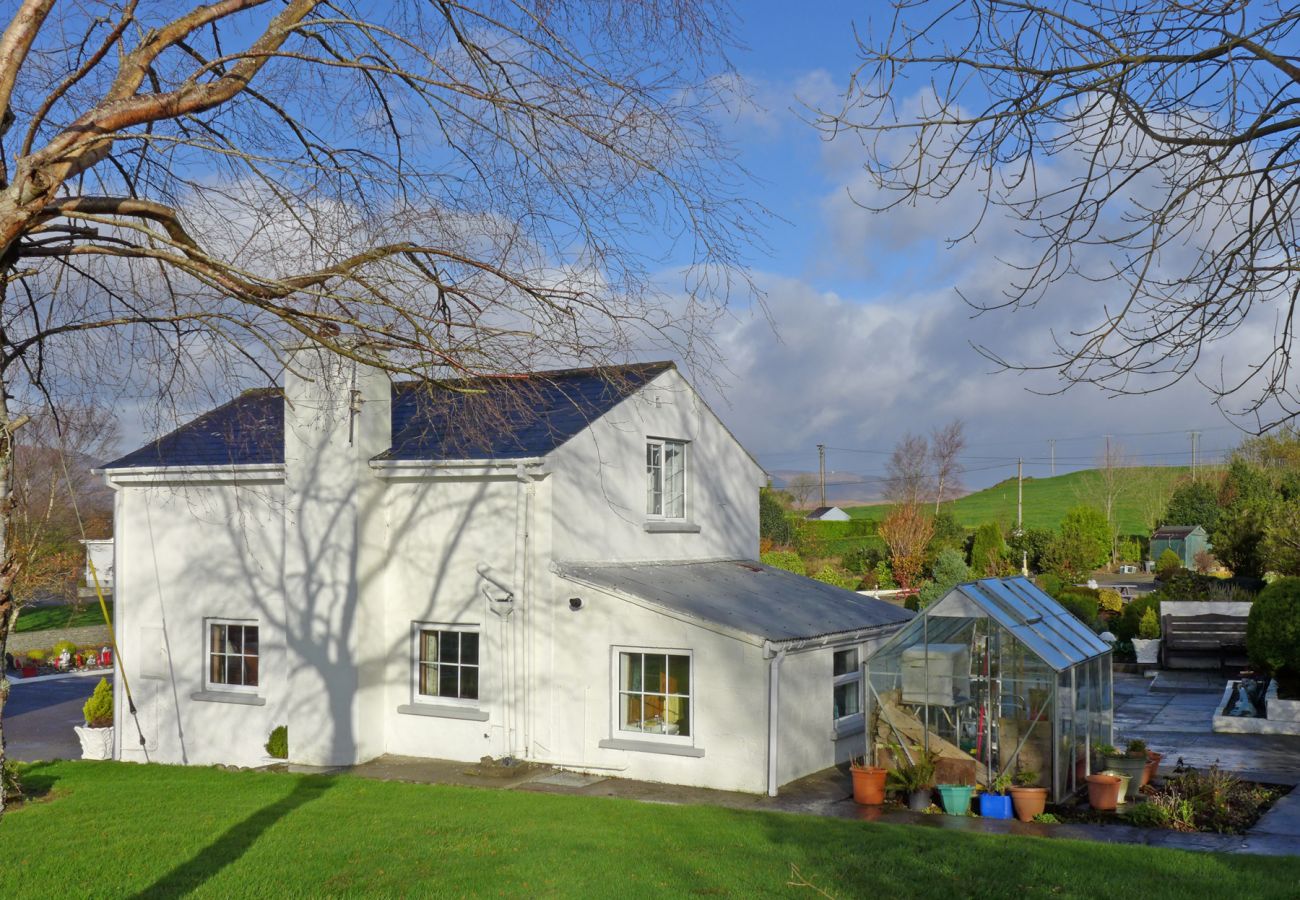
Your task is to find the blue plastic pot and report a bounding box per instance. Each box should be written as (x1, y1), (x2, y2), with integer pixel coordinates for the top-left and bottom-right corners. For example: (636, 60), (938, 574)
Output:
(936, 784), (974, 816)
(978, 793), (1013, 819)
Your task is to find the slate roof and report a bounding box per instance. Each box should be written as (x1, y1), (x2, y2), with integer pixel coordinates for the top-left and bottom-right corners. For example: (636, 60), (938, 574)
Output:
(556, 559), (913, 643)
(104, 388), (284, 469)
(103, 362), (674, 469)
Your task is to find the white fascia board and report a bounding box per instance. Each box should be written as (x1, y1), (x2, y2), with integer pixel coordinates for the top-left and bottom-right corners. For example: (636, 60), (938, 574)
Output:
(98, 463), (285, 487)
(370, 457), (549, 480)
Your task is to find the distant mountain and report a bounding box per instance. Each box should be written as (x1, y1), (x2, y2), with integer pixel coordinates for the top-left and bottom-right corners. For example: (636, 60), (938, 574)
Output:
(768, 469), (885, 506)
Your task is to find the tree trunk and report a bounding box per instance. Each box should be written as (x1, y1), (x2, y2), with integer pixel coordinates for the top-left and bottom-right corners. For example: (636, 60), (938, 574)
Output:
(0, 279), (17, 816)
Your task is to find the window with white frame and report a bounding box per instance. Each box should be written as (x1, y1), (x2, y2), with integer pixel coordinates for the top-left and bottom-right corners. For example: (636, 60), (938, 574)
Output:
(616, 649), (692, 738)
(206, 619), (259, 691)
(415, 625), (479, 702)
(833, 647), (862, 722)
(645, 439), (686, 519)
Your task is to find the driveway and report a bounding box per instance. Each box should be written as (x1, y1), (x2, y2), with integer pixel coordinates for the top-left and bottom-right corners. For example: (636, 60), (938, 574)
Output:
(3, 673), (105, 761)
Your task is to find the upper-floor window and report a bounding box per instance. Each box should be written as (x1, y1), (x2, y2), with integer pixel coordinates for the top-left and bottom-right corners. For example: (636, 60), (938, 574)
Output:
(207, 619), (259, 693)
(646, 439), (686, 519)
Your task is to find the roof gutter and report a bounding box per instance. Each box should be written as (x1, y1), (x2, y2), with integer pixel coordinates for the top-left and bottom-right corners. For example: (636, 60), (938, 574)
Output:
(97, 463), (285, 487)
(761, 622), (905, 658)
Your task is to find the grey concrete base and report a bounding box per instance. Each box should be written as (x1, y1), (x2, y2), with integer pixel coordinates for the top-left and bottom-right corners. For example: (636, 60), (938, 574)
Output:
(1212, 680), (1300, 736)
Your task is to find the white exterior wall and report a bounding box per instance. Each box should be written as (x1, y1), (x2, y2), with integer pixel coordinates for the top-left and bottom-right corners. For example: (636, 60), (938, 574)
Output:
(548, 369), (764, 563)
(113, 478), (288, 768)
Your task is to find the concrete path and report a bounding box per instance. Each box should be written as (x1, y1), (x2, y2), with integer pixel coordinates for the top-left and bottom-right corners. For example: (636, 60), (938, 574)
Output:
(3, 673), (105, 761)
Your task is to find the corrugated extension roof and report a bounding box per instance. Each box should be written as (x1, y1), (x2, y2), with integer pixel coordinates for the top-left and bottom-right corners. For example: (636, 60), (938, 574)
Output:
(557, 559), (913, 643)
(103, 362), (673, 469)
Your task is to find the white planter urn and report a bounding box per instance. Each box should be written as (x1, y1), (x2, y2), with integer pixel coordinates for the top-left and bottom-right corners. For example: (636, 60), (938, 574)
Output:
(1133, 638), (1161, 666)
(75, 725), (114, 760)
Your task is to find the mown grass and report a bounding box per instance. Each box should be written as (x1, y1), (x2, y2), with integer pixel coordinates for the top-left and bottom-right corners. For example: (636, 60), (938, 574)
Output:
(3, 761), (1299, 898)
(14, 601), (113, 634)
(847, 467), (1194, 534)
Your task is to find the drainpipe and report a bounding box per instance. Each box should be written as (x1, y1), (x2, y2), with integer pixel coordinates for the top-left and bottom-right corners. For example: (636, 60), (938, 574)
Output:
(765, 642), (786, 797)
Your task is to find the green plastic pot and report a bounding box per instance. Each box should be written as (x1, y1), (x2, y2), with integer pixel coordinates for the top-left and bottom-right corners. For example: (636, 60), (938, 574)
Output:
(936, 784), (974, 816)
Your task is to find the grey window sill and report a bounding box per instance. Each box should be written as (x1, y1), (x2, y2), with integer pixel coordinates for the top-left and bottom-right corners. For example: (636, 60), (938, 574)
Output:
(598, 737), (705, 758)
(832, 714), (865, 740)
(643, 520), (702, 534)
(191, 690), (266, 707)
(397, 703), (489, 722)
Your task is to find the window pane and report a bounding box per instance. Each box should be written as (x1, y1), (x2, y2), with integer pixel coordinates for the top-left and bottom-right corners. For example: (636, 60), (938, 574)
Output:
(210, 653), (224, 684)
(440, 631), (460, 664)
(621, 693), (643, 731)
(833, 649), (858, 677)
(210, 625), (225, 654)
(461, 633), (479, 666)
(665, 442), (685, 518)
(668, 655), (690, 694)
(645, 654), (668, 694)
(672, 698), (690, 737)
(420, 631), (438, 664)
(244, 627), (259, 655)
(439, 664), (459, 698)
(419, 663), (438, 696)
(244, 655), (259, 687)
(461, 666), (479, 700)
(646, 443), (662, 515)
(621, 653), (642, 692)
(228, 627), (243, 654)
(834, 682), (860, 718)
(226, 655), (243, 686)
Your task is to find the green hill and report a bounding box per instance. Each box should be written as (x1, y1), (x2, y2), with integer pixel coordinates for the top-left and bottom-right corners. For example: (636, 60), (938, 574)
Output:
(845, 466), (1195, 535)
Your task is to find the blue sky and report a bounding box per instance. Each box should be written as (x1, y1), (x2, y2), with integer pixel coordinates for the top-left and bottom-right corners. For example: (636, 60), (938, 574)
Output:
(675, 2), (1258, 496)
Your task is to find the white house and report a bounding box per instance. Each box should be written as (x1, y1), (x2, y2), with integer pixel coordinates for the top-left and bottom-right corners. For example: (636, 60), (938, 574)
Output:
(805, 506), (851, 522)
(79, 538), (114, 589)
(101, 343), (910, 795)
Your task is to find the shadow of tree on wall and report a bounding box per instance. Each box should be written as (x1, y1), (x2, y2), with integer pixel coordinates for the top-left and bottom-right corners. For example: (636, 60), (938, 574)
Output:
(134, 775), (334, 898)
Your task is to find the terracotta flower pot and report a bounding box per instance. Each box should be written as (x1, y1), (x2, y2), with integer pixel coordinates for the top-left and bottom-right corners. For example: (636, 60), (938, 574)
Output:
(850, 765), (887, 806)
(1142, 751), (1162, 787)
(1009, 786), (1048, 822)
(1086, 773), (1122, 811)
(1101, 770), (1131, 806)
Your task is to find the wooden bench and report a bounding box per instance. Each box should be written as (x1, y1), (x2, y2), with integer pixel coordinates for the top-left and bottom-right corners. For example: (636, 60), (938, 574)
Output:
(1160, 612), (1249, 670)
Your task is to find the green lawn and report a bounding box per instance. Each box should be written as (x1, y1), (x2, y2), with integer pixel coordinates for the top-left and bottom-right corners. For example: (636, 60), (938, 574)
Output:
(847, 467), (1194, 534)
(4, 761), (1299, 898)
(14, 601), (113, 634)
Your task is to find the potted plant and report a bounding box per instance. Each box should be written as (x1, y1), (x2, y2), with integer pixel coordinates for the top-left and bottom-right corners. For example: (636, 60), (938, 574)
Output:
(1133, 608), (1161, 665)
(1103, 739), (1148, 801)
(1085, 772), (1122, 811)
(886, 746), (936, 811)
(936, 782), (974, 816)
(74, 677), (114, 760)
(1101, 769), (1131, 805)
(1008, 770), (1048, 822)
(1142, 749), (1163, 787)
(850, 756), (888, 806)
(977, 773), (1013, 819)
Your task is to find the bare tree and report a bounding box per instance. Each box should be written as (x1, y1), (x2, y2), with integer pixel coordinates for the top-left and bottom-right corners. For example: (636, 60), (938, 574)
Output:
(0, 1), (758, 811)
(884, 432), (931, 507)
(931, 420), (965, 512)
(786, 473), (819, 509)
(819, 2), (1300, 427)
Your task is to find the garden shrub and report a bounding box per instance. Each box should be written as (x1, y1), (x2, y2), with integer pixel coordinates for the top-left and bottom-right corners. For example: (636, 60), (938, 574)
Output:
(760, 550), (806, 577)
(1156, 548), (1183, 581)
(1034, 573), (1062, 598)
(25, 648), (45, 662)
(82, 677), (113, 728)
(758, 488), (793, 546)
(266, 725), (288, 760)
(1057, 589), (1100, 629)
(1247, 577), (1300, 698)
(1098, 588), (1124, 613)
(1138, 608), (1161, 640)
(812, 565), (860, 590)
(53, 639), (77, 658)
(1115, 594), (1160, 642)
(1, 759), (21, 802)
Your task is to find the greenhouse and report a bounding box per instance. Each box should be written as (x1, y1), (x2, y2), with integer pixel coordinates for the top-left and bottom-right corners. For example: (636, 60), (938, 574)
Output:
(863, 577), (1113, 801)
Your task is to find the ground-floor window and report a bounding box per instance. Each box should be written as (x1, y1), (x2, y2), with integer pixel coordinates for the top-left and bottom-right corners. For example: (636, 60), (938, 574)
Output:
(833, 647), (862, 722)
(616, 649), (692, 738)
(206, 619), (259, 691)
(415, 625), (479, 702)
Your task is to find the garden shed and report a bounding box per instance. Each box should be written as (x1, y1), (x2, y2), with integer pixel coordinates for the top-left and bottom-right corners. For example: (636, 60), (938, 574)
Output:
(863, 577), (1113, 802)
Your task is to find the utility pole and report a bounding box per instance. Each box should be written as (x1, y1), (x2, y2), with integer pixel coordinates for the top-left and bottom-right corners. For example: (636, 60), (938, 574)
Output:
(1048, 439), (1056, 476)
(1016, 457), (1023, 535)
(817, 443), (826, 508)
(1188, 431), (1200, 480)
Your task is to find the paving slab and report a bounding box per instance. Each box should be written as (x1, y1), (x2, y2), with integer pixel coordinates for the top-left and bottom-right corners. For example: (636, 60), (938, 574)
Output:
(1251, 792), (1300, 837)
